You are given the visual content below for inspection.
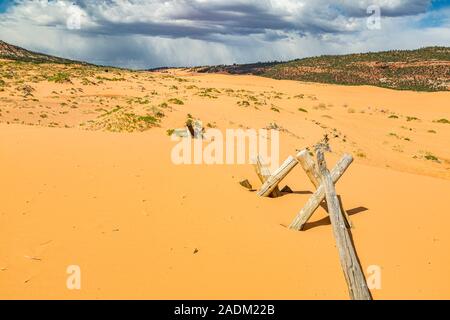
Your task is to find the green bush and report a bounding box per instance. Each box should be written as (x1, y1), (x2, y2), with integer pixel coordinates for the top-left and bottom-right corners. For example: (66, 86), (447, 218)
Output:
(47, 72), (71, 83)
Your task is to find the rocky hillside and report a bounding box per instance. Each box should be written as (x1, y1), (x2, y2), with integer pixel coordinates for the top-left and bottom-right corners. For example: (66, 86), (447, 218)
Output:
(193, 47), (450, 92)
(0, 40), (84, 64)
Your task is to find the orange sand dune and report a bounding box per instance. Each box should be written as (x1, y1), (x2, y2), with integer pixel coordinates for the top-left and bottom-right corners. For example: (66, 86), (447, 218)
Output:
(1, 68), (450, 299)
(1, 123), (449, 300)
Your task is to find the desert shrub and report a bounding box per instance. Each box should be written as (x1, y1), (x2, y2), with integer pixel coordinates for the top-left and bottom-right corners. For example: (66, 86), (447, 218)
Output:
(314, 103), (327, 110)
(47, 72), (72, 83)
(388, 132), (399, 138)
(95, 76), (125, 81)
(298, 108), (308, 113)
(356, 152), (366, 158)
(168, 98), (184, 105)
(425, 153), (439, 162)
(271, 106), (280, 112)
(435, 118), (450, 124)
(85, 107), (160, 132)
(237, 100), (250, 107)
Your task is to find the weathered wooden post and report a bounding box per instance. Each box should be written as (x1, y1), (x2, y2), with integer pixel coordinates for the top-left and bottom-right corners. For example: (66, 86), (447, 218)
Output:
(315, 143), (372, 300)
(297, 149), (321, 188)
(254, 155), (281, 198)
(257, 151), (302, 197)
(289, 154), (353, 230)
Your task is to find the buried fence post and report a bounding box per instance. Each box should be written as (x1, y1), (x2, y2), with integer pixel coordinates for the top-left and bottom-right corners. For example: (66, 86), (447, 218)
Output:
(288, 154), (353, 231)
(257, 152), (302, 197)
(296, 149), (321, 188)
(315, 146), (372, 300)
(254, 155), (281, 198)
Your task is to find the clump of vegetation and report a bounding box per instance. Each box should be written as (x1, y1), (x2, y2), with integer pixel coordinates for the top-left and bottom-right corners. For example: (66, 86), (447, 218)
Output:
(237, 100), (250, 107)
(47, 72), (72, 83)
(434, 118), (450, 124)
(17, 84), (35, 97)
(271, 106), (280, 113)
(84, 106), (162, 132)
(428, 130), (437, 134)
(424, 153), (440, 162)
(406, 116), (420, 122)
(389, 115), (399, 119)
(166, 129), (175, 136)
(388, 132), (399, 138)
(298, 107), (308, 113)
(313, 103), (327, 110)
(81, 78), (96, 86)
(197, 87), (220, 99)
(168, 98), (184, 105)
(95, 75), (125, 82)
(356, 151), (366, 158)
(129, 97), (150, 105)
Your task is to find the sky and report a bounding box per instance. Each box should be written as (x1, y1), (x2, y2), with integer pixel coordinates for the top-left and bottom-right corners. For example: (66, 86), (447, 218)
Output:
(0, 0), (449, 69)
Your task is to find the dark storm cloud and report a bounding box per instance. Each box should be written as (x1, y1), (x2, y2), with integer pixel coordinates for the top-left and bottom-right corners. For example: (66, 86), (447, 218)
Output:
(0, 0), (445, 69)
(7, 0), (433, 40)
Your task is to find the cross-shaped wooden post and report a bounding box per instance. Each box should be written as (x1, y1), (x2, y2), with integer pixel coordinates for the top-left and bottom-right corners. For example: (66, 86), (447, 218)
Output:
(256, 151), (303, 198)
(290, 140), (372, 300)
(289, 150), (353, 231)
(289, 149), (352, 230)
(253, 155), (281, 198)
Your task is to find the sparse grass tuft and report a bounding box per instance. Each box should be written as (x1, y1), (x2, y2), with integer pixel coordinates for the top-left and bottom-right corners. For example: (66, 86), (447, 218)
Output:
(168, 98), (184, 105)
(237, 100), (250, 107)
(356, 152), (366, 158)
(425, 153), (439, 162)
(47, 72), (72, 83)
(406, 116), (419, 122)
